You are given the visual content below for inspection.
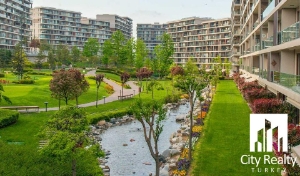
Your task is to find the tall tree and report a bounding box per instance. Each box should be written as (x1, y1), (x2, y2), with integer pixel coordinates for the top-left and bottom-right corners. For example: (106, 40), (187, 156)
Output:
(0, 49), (12, 68)
(82, 38), (100, 58)
(12, 43), (28, 80)
(0, 84), (12, 105)
(135, 39), (148, 70)
(110, 30), (127, 67)
(174, 58), (209, 161)
(101, 40), (113, 68)
(71, 46), (81, 63)
(29, 38), (41, 50)
(95, 74), (104, 108)
(39, 106), (102, 176)
(125, 38), (136, 69)
(48, 49), (56, 70)
(131, 99), (167, 176)
(154, 33), (174, 78)
(37, 41), (51, 70)
(56, 45), (70, 66)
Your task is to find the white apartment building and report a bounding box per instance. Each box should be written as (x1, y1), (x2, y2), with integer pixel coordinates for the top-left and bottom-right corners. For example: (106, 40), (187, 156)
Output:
(167, 17), (231, 68)
(0, 0), (32, 49)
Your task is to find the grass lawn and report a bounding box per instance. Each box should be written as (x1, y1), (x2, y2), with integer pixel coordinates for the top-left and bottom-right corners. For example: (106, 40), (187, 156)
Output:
(97, 72), (121, 83)
(1, 73), (108, 108)
(191, 80), (280, 176)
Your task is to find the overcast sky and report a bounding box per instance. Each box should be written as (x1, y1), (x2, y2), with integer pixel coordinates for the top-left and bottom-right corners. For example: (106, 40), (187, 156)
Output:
(33, 0), (232, 37)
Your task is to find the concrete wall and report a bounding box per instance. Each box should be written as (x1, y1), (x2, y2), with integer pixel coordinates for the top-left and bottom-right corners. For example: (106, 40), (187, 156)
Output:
(268, 21), (274, 37)
(96, 15), (115, 28)
(280, 50), (295, 74)
(281, 9), (296, 29)
(270, 53), (280, 71)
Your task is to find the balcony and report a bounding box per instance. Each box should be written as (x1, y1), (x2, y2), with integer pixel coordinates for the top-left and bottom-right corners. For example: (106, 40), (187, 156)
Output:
(278, 21), (300, 45)
(262, 0), (275, 20)
(273, 72), (300, 95)
(262, 36), (273, 49)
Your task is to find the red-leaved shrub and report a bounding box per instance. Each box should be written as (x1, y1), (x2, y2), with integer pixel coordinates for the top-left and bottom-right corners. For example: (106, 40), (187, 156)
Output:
(252, 98), (282, 113)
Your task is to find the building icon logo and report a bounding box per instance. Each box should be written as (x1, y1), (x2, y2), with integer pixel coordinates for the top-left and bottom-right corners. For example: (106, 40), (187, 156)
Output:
(250, 114), (288, 152)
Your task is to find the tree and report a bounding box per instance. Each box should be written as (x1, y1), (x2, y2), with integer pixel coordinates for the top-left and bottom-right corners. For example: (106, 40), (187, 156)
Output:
(144, 58), (152, 69)
(71, 46), (81, 63)
(12, 43), (28, 80)
(0, 49), (12, 68)
(136, 67), (153, 94)
(110, 30), (127, 67)
(82, 38), (100, 58)
(174, 59), (209, 161)
(50, 70), (80, 105)
(95, 74), (104, 108)
(48, 49), (56, 70)
(170, 65), (184, 94)
(130, 99), (166, 176)
(101, 40), (113, 68)
(147, 79), (162, 99)
(154, 33), (174, 78)
(135, 39), (148, 70)
(29, 38), (41, 50)
(0, 84), (12, 104)
(37, 41), (51, 70)
(125, 38), (136, 70)
(69, 69), (90, 106)
(212, 56), (222, 88)
(56, 45), (70, 66)
(39, 106), (102, 176)
(120, 72), (130, 101)
(224, 58), (231, 77)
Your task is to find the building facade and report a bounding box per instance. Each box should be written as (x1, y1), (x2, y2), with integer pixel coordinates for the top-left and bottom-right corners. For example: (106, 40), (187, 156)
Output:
(96, 14), (133, 39)
(31, 7), (111, 50)
(230, 0), (242, 67)
(167, 17), (231, 68)
(236, 0), (300, 114)
(136, 22), (167, 59)
(0, 0), (32, 49)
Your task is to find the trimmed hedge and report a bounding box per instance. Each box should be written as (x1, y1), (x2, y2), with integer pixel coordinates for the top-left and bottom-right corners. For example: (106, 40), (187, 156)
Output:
(87, 108), (132, 124)
(12, 79), (35, 84)
(0, 73), (4, 78)
(0, 109), (19, 128)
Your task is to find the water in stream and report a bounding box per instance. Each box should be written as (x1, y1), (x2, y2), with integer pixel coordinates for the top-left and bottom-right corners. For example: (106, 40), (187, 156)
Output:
(100, 103), (190, 176)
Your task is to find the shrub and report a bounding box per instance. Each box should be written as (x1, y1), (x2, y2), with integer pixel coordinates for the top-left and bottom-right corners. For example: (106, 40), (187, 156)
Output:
(87, 109), (132, 124)
(0, 109), (19, 128)
(88, 76), (96, 80)
(28, 72), (46, 75)
(164, 94), (180, 104)
(23, 69), (33, 73)
(244, 87), (276, 103)
(252, 98), (282, 113)
(219, 76), (225, 80)
(12, 79), (35, 84)
(105, 83), (114, 94)
(124, 84), (131, 89)
(0, 80), (9, 84)
(0, 73), (4, 78)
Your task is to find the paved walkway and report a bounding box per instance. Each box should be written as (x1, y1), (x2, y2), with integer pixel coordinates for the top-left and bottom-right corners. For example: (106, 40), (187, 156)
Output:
(39, 70), (140, 112)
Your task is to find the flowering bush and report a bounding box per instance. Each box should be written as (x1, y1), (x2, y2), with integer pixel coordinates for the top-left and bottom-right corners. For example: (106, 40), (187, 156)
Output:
(192, 126), (202, 133)
(0, 80), (9, 84)
(180, 148), (188, 158)
(173, 169), (186, 176)
(252, 98), (282, 113)
(177, 158), (190, 171)
(180, 94), (189, 99)
(243, 87), (276, 103)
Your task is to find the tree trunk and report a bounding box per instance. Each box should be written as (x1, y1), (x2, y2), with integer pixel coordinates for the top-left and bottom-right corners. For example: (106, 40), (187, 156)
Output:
(76, 96), (78, 106)
(152, 89), (154, 99)
(72, 159), (76, 176)
(65, 97), (68, 105)
(189, 96), (194, 161)
(146, 79), (148, 94)
(155, 157), (160, 176)
(96, 89), (99, 107)
(58, 99), (61, 110)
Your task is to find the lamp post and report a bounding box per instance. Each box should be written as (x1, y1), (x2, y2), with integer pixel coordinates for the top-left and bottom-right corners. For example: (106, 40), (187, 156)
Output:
(103, 96), (106, 104)
(44, 102), (48, 112)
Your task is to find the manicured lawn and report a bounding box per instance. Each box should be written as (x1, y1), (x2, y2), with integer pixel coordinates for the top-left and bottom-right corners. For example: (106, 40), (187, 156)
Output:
(1, 73), (108, 108)
(191, 80), (279, 176)
(97, 72), (121, 82)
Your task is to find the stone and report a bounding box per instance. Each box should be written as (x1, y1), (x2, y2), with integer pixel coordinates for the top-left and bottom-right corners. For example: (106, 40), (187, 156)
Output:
(110, 118), (116, 124)
(159, 164), (169, 176)
(176, 114), (185, 122)
(169, 163), (177, 170)
(130, 139), (135, 142)
(98, 120), (106, 126)
(143, 162), (152, 165)
(170, 149), (180, 156)
(171, 137), (179, 143)
(123, 144), (128, 146)
(162, 149), (171, 158)
(181, 125), (188, 130)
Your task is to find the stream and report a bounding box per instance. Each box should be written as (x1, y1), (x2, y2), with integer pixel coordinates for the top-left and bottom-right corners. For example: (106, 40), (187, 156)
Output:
(100, 103), (190, 176)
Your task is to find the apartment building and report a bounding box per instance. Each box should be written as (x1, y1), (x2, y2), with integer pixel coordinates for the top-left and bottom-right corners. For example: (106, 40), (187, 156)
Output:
(230, 0), (242, 68)
(167, 17), (231, 68)
(31, 7), (111, 50)
(136, 22), (167, 59)
(237, 0), (300, 115)
(0, 0), (32, 49)
(96, 14), (133, 39)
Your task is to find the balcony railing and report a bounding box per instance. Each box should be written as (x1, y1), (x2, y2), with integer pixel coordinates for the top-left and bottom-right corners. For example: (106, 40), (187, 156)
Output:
(278, 21), (300, 44)
(262, 36), (273, 49)
(273, 71), (300, 95)
(262, 0), (275, 20)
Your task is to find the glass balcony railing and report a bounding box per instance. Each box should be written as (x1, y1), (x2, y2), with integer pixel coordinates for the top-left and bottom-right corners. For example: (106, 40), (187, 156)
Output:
(262, 36), (273, 49)
(278, 21), (300, 44)
(273, 71), (300, 94)
(262, 0), (275, 20)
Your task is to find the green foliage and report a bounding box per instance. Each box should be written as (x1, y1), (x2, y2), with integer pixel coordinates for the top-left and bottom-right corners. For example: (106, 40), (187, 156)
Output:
(56, 45), (70, 65)
(0, 109), (19, 128)
(71, 46), (81, 63)
(101, 40), (113, 67)
(164, 94), (180, 104)
(87, 108), (132, 124)
(12, 43), (29, 79)
(0, 49), (12, 68)
(0, 73), (4, 78)
(135, 39), (148, 70)
(0, 84), (11, 104)
(82, 38), (100, 58)
(12, 79), (35, 84)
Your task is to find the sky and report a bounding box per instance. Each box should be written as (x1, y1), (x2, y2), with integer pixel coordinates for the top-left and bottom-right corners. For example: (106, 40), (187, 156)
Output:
(32, 0), (232, 37)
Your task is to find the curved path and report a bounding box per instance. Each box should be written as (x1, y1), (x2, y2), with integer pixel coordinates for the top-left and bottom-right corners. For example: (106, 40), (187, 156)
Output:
(39, 70), (140, 112)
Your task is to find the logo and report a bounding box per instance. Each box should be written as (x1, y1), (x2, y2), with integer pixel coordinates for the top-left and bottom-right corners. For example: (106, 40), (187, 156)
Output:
(250, 114), (288, 153)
